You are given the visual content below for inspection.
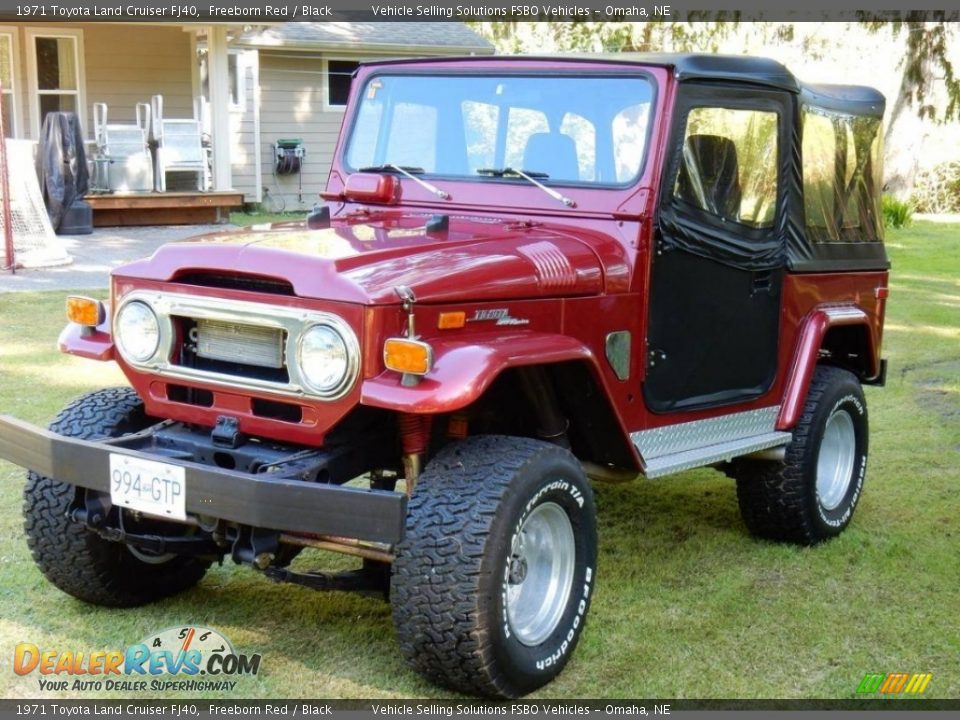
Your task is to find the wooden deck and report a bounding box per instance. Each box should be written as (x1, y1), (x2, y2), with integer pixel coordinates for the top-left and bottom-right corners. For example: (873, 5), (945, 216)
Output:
(85, 191), (245, 227)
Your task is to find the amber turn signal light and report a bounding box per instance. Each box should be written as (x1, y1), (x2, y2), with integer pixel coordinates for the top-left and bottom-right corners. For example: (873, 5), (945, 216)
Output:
(384, 338), (433, 376)
(437, 311), (466, 330)
(66, 296), (106, 327)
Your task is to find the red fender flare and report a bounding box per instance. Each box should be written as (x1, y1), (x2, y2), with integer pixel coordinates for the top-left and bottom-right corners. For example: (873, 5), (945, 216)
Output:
(361, 331), (596, 414)
(776, 306), (876, 431)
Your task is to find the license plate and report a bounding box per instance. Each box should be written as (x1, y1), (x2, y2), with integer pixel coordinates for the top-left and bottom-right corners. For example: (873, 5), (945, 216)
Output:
(109, 453), (186, 521)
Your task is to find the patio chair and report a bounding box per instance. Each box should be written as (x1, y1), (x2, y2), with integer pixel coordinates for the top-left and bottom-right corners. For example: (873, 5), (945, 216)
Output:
(149, 95), (209, 193)
(92, 102), (153, 193)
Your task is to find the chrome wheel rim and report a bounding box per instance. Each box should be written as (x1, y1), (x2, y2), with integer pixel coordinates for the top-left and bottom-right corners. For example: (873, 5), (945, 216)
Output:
(505, 501), (576, 647)
(816, 409), (856, 511)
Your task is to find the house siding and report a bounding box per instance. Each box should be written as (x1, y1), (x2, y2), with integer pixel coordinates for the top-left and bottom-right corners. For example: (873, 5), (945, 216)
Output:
(257, 53), (343, 212)
(83, 24), (194, 133)
(8, 23), (193, 141)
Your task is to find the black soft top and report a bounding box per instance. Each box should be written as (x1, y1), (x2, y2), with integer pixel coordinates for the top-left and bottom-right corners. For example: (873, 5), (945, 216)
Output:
(363, 53), (882, 112)
(800, 83), (886, 117)
(363, 52), (801, 93)
(622, 53), (800, 92)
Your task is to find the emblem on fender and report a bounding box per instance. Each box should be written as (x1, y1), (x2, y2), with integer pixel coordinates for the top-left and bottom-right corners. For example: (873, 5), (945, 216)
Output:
(468, 308), (530, 326)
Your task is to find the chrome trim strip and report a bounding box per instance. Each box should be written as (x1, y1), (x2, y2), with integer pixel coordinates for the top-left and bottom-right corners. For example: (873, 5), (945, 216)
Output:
(113, 291), (360, 401)
(631, 406), (781, 460)
(822, 306), (868, 322)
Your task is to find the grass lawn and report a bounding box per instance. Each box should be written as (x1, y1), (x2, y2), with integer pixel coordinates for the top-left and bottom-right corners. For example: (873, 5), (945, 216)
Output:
(0, 221), (957, 700)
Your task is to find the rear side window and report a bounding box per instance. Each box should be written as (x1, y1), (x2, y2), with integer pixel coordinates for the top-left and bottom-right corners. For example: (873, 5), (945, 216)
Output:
(801, 106), (883, 243)
(673, 106), (779, 229)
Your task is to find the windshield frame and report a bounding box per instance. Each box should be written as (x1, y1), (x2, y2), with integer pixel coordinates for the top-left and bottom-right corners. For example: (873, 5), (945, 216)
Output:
(340, 68), (659, 192)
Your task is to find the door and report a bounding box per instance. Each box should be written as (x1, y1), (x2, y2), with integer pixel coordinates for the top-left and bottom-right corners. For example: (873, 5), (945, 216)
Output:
(645, 84), (791, 412)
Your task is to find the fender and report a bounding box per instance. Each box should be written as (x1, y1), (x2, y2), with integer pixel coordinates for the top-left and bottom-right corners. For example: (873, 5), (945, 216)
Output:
(776, 306), (877, 431)
(361, 331), (596, 414)
(58, 318), (115, 362)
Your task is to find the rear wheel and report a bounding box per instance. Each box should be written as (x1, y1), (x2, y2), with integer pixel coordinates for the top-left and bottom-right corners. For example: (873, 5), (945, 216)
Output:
(391, 435), (597, 697)
(735, 366), (869, 545)
(24, 387), (211, 607)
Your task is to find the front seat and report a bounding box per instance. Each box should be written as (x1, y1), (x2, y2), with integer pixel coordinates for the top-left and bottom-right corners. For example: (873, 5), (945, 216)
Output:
(521, 132), (580, 181)
(676, 134), (742, 222)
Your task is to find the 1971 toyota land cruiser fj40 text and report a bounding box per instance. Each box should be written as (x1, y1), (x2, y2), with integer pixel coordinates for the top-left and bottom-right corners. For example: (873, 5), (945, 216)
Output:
(0, 55), (889, 697)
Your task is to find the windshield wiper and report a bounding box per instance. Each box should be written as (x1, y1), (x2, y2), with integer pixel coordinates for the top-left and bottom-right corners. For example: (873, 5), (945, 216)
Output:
(476, 167), (575, 208)
(359, 163), (449, 200)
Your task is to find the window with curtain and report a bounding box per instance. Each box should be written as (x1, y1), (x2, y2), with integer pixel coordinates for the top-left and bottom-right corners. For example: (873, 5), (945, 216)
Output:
(34, 35), (79, 122)
(0, 33), (15, 137)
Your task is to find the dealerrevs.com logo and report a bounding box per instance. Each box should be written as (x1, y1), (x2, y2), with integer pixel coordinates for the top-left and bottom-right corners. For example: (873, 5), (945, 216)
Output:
(857, 672), (933, 695)
(14, 626), (261, 692)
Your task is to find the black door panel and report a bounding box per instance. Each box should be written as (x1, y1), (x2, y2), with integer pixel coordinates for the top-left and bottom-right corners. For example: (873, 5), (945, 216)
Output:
(644, 247), (782, 412)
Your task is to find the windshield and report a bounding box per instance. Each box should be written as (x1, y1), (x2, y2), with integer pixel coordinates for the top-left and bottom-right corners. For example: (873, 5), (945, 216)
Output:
(344, 73), (654, 187)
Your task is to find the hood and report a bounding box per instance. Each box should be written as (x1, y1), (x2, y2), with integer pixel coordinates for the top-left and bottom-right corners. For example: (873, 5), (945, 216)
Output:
(114, 214), (606, 305)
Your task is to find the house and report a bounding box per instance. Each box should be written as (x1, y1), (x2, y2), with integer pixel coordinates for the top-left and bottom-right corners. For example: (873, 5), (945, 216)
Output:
(0, 22), (493, 224)
(229, 23), (494, 211)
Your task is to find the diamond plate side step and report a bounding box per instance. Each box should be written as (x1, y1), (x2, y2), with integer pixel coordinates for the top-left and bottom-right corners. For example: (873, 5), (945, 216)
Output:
(642, 431), (792, 479)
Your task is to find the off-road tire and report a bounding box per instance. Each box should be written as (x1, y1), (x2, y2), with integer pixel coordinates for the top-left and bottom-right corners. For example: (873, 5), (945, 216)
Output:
(391, 435), (597, 698)
(24, 387), (211, 607)
(735, 366), (868, 545)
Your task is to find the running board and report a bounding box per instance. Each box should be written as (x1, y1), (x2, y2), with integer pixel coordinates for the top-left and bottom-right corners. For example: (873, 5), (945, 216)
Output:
(642, 431), (792, 479)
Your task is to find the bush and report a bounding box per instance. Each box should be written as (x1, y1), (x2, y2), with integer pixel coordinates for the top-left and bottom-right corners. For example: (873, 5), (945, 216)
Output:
(911, 160), (960, 214)
(882, 195), (914, 229)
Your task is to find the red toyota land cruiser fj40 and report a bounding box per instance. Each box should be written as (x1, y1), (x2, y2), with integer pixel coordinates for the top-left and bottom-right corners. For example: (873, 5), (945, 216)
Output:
(0, 55), (889, 697)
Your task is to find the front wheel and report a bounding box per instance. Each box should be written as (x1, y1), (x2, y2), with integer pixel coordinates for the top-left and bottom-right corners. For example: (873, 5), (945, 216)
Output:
(735, 366), (869, 545)
(391, 436), (597, 697)
(24, 387), (211, 607)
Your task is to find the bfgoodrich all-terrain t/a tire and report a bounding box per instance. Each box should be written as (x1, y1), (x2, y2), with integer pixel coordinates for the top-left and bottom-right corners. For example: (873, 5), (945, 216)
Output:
(24, 387), (211, 607)
(391, 435), (597, 698)
(735, 366), (869, 545)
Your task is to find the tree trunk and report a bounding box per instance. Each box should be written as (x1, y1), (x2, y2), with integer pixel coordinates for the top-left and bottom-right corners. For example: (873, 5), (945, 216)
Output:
(883, 24), (935, 200)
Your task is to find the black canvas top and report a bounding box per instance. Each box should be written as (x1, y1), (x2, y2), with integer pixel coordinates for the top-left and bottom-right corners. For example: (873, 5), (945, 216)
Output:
(800, 83), (886, 117)
(363, 55), (887, 112)
(364, 53), (803, 93)
(622, 53), (800, 92)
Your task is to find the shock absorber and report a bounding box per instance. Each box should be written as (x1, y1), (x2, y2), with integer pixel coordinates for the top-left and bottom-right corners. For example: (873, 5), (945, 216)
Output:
(398, 413), (433, 496)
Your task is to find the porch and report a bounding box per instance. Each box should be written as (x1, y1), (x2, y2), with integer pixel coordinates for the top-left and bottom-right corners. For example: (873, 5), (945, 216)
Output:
(1, 23), (247, 224)
(85, 191), (244, 227)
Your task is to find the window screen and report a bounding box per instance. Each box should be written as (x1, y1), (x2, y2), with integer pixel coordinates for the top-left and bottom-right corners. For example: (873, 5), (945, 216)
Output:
(673, 107), (779, 229)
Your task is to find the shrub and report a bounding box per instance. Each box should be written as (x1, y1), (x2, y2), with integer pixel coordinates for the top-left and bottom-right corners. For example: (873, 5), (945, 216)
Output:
(882, 195), (914, 229)
(911, 160), (960, 214)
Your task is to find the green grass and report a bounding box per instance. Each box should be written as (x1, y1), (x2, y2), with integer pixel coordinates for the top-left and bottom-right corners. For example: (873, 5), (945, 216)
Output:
(1, 222), (958, 700)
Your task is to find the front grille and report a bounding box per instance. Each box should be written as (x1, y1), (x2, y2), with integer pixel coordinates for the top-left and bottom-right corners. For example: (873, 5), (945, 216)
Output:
(176, 317), (290, 384)
(115, 290), (359, 401)
(194, 318), (286, 369)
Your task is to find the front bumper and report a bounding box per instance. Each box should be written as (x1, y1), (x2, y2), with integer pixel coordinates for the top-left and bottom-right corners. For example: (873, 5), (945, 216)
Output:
(0, 415), (406, 545)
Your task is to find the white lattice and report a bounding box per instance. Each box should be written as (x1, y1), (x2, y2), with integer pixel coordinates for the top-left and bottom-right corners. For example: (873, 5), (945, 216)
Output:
(0, 139), (71, 269)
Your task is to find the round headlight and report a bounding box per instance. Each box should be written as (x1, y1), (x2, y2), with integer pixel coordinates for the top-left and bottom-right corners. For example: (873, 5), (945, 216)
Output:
(298, 324), (353, 395)
(115, 301), (160, 363)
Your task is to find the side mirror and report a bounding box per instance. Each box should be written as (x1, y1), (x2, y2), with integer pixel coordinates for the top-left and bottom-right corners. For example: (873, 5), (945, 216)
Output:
(343, 173), (400, 205)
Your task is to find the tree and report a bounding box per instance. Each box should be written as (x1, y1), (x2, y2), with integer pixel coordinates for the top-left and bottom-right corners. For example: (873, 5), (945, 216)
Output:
(864, 16), (960, 199)
(467, 20), (741, 55)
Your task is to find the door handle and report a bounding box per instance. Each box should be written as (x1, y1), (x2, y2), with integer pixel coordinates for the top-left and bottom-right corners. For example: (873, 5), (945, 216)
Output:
(751, 271), (773, 295)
